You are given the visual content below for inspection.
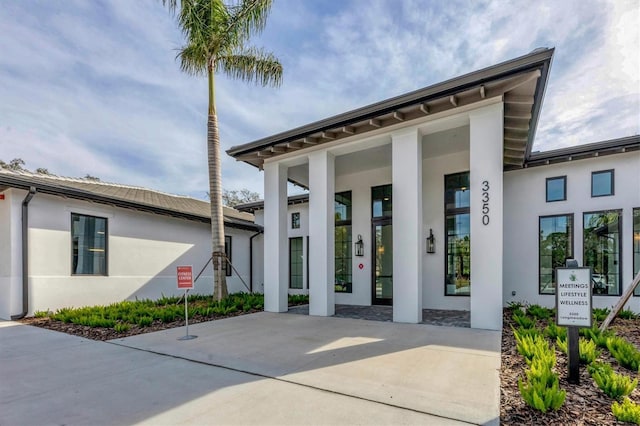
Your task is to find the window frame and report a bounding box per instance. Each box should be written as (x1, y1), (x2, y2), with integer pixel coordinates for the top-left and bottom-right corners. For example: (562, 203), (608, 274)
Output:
(545, 176), (567, 202)
(538, 213), (574, 295)
(444, 171), (471, 297)
(591, 169), (615, 197)
(70, 212), (108, 276)
(583, 209), (622, 296)
(289, 237), (304, 289)
(335, 191), (353, 293)
(633, 208), (640, 296)
(291, 212), (300, 229)
(224, 236), (232, 276)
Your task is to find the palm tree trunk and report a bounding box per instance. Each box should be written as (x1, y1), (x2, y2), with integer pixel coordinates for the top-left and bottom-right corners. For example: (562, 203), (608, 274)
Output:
(208, 66), (228, 301)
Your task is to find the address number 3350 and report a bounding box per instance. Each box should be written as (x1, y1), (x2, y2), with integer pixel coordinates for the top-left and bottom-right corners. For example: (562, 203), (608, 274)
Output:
(481, 180), (490, 225)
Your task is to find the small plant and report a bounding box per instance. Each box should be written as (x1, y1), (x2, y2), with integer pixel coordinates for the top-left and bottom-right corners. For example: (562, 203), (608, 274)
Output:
(557, 338), (600, 364)
(507, 301), (525, 311)
(114, 322), (130, 333)
(527, 304), (553, 320)
(607, 336), (640, 372)
(588, 362), (637, 399)
(513, 313), (535, 329)
(514, 329), (553, 365)
(617, 308), (637, 320)
(518, 357), (566, 413)
(612, 397), (640, 424)
(593, 307), (610, 322)
(515, 326), (541, 339)
(288, 294), (309, 305)
(137, 316), (153, 327)
(583, 326), (615, 349)
(544, 323), (567, 341)
(33, 310), (50, 318)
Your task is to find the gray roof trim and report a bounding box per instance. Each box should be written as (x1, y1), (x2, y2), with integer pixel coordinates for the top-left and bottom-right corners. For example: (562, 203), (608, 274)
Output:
(227, 48), (554, 157)
(525, 135), (640, 168)
(235, 193), (309, 213)
(0, 174), (262, 232)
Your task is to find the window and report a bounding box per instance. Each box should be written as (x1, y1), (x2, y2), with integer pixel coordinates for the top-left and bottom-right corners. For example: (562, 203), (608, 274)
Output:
(591, 170), (614, 197)
(584, 210), (621, 295)
(71, 213), (107, 275)
(225, 236), (232, 276)
(634, 209), (640, 296)
(546, 176), (566, 202)
(335, 191), (352, 293)
(539, 214), (574, 294)
(291, 212), (300, 229)
(371, 185), (392, 218)
(445, 172), (470, 296)
(289, 237), (303, 289)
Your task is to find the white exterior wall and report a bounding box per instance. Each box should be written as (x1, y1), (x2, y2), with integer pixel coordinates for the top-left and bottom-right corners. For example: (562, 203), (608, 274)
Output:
(0, 189), (23, 319)
(504, 151), (640, 312)
(0, 190), (255, 318)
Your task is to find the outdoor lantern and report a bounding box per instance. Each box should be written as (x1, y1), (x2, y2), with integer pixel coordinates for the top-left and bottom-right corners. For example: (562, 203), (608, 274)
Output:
(355, 234), (364, 257)
(426, 229), (436, 254)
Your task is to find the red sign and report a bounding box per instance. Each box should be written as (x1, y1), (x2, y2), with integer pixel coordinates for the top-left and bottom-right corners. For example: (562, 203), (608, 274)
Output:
(358, 263), (364, 270)
(0, 194), (4, 200)
(177, 266), (193, 289)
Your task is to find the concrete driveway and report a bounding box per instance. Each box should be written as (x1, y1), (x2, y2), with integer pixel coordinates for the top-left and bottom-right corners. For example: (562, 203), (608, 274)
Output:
(1, 313), (500, 425)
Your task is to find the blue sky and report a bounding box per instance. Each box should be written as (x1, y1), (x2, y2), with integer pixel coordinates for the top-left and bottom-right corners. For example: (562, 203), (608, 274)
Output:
(0, 0), (638, 200)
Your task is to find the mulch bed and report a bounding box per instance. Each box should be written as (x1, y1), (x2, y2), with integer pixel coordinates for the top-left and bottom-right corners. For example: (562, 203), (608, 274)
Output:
(500, 309), (640, 425)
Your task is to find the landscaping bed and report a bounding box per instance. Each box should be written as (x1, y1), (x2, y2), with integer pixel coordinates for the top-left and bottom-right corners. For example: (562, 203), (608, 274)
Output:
(501, 306), (640, 425)
(20, 293), (309, 341)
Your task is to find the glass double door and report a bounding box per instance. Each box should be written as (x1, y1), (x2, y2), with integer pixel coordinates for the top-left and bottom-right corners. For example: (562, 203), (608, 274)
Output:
(372, 219), (392, 305)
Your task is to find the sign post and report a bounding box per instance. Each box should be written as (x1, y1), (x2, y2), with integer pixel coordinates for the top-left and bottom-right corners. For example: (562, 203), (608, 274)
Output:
(177, 265), (197, 341)
(556, 266), (592, 384)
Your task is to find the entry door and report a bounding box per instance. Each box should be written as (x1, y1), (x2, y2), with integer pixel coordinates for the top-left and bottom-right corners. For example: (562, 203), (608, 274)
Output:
(372, 219), (392, 305)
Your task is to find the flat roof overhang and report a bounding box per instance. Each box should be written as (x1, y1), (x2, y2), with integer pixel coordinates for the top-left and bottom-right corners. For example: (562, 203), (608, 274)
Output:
(227, 48), (555, 171)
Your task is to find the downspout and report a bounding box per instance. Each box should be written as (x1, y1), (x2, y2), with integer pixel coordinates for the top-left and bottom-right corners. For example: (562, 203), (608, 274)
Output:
(11, 186), (36, 320)
(249, 230), (263, 293)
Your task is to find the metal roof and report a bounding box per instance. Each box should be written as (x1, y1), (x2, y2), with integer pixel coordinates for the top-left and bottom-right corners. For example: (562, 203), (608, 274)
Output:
(227, 48), (555, 171)
(0, 170), (262, 232)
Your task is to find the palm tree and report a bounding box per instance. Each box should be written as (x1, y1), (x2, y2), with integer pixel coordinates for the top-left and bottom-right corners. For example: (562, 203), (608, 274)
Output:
(163, 0), (283, 300)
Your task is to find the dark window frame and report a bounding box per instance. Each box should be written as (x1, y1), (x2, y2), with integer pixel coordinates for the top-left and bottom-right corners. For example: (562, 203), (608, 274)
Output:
(289, 237), (304, 289)
(335, 191), (353, 293)
(291, 212), (300, 229)
(538, 213), (574, 295)
(444, 171), (471, 297)
(633, 208), (640, 296)
(545, 176), (567, 202)
(371, 184), (392, 220)
(583, 209), (622, 296)
(224, 236), (232, 276)
(591, 169), (615, 197)
(70, 213), (108, 276)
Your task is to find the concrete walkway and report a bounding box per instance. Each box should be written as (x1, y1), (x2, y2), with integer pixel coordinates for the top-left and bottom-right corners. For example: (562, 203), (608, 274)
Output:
(1, 314), (501, 425)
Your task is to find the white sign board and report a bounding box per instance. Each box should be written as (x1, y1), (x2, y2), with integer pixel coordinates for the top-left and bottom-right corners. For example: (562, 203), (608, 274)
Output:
(556, 267), (592, 327)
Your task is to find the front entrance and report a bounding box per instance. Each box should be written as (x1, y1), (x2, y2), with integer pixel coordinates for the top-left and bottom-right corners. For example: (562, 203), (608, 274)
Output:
(372, 220), (393, 305)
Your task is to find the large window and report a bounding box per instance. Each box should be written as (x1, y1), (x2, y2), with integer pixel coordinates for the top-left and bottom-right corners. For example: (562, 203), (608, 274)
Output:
(291, 212), (300, 229)
(225, 236), (232, 276)
(546, 176), (566, 202)
(372, 185), (392, 218)
(71, 213), (107, 275)
(634, 209), (640, 296)
(289, 237), (303, 289)
(584, 210), (621, 295)
(335, 191), (352, 293)
(591, 170), (614, 197)
(539, 214), (574, 294)
(445, 172), (470, 296)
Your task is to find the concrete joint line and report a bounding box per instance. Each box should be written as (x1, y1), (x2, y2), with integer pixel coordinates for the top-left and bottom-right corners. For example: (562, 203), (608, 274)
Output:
(106, 340), (480, 425)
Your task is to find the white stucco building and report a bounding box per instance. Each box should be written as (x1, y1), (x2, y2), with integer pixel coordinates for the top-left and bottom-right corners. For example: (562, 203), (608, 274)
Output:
(0, 170), (262, 320)
(229, 48), (640, 330)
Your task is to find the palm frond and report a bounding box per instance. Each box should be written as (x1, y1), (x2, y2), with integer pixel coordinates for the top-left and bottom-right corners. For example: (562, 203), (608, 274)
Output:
(160, 0), (179, 14)
(218, 47), (283, 87)
(225, 0), (273, 46)
(178, 44), (209, 76)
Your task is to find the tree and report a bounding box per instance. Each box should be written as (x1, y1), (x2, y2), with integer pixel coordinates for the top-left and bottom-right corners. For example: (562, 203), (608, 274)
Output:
(84, 174), (101, 181)
(0, 158), (26, 171)
(222, 188), (260, 207)
(35, 168), (51, 175)
(163, 0), (282, 300)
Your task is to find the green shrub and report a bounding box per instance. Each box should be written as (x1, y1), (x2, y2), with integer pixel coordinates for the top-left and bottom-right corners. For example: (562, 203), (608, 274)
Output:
(518, 358), (566, 413)
(583, 326), (615, 349)
(556, 337), (600, 364)
(288, 294), (309, 305)
(137, 316), (153, 327)
(593, 307), (610, 322)
(617, 309), (637, 320)
(113, 322), (130, 333)
(527, 304), (553, 320)
(588, 361), (637, 399)
(513, 313), (535, 329)
(514, 330), (553, 365)
(211, 305), (237, 315)
(33, 310), (50, 318)
(544, 323), (567, 341)
(515, 327), (541, 339)
(612, 397), (640, 424)
(507, 301), (525, 311)
(607, 337), (640, 372)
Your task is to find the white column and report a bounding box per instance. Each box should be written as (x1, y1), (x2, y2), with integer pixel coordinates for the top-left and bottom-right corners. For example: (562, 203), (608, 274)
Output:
(392, 128), (423, 323)
(469, 102), (504, 330)
(308, 151), (335, 317)
(263, 161), (288, 312)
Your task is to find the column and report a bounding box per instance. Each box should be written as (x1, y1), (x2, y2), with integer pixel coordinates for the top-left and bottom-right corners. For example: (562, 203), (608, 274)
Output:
(469, 102), (504, 330)
(263, 161), (288, 312)
(392, 128), (423, 323)
(308, 150), (335, 317)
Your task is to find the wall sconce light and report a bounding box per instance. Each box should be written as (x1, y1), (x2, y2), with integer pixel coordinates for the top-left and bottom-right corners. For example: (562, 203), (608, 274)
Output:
(426, 229), (435, 254)
(355, 234), (364, 257)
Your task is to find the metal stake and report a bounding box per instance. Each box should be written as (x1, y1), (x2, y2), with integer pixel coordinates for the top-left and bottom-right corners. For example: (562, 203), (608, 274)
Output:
(178, 289), (197, 341)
